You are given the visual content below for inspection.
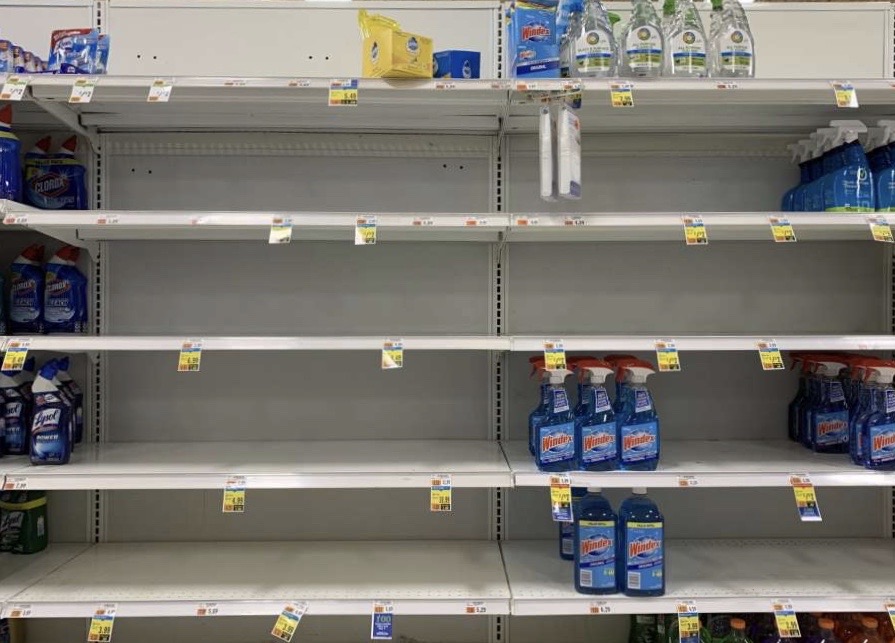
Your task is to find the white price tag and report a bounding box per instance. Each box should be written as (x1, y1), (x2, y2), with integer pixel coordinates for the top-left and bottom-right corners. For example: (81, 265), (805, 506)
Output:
(564, 216), (586, 227)
(589, 601), (611, 614)
(3, 476), (26, 491)
(412, 216), (434, 227)
(465, 602), (487, 614)
(96, 215), (119, 225)
(69, 77), (98, 104)
(677, 475), (698, 487)
(0, 76), (28, 101)
(435, 81), (456, 90)
(196, 603), (219, 616)
(464, 217), (488, 227)
(147, 79), (173, 103)
(7, 604), (32, 619)
(3, 214), (27, 225)
(515, 216), (540, 226)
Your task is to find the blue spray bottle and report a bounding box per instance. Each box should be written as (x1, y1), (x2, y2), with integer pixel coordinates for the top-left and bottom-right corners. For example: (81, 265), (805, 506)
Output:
(823, 120), (874, 213)
(848, 359), (876, 465)
(0, 105), (22, 202)
(575, 359), (618, 471)
(569, 355), (596, 418)
(859, 361), (895, 470)
(528, 357), (550, 456)
(30, 362), (73, 465)
(0, 369), (27, 455)
(871, 120), (895, 212)
(559, 486), (588, 560)
(618, 487), (664, 597)
(534, 366), (576, 472)
(574, 487), (618, 594)
(808, 359), (849, 454)
(781, 141), (807, 212)
(614, 359), (659, 471)
(805, 129), (835, 212)
(604, 354), (637, 408)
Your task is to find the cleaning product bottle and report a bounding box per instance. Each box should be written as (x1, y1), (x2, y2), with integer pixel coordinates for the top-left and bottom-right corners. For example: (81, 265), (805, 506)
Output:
(805, 130), (834, 212)
(823, 120), (875, 213)
(848, 618), (883, 643)
(872, 120), (895, 212)
(29, 362), (72, 465)
(0, 105), (22, 203)
(55, 357), (83, 445)
(572, 0), (617, 77)
(620, 0), (664, 78)
(782, 141), (807, 211)
(722, 619), (753, 643)
(575, 359), (618, 471)
(848, 358), (877, 465)
(714, 0), (754, 77)
(661, 0), (676, 38)
(0, 490), (48, 553)
(615, 359), (659, 471)
(667, 0), (708, 77)
(44, 245), (87, 334)
(858, 361), (895, 470)
(528, 357), (550, 456)
(629, 615), (660, 643)
(799, 355), (822, 449)
(559, 0), (582, 78)
(707, 0), (723, 75)
(0, 370), (27, 455)
(808, 359), (850, 453)
(707, 615), (734, 643)
(25, 135), (88, 210)
(9, 244), (45, 335)
(791, 140), (816, 212)
(574, 487), (617, 594)
(807, 618), (842, 643)
(788, 353), (809, 442)
(618, 487), (664, 596)
(560, 486), (588, 560)
(569, 355), (596, 418)
(535, 367), (576, 471)
(604, 354), (637, 407)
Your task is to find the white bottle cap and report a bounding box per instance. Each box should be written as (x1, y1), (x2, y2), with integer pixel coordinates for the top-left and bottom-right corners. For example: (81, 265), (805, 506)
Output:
(587, 487), (602, 493)
(632, 487), (647, 494)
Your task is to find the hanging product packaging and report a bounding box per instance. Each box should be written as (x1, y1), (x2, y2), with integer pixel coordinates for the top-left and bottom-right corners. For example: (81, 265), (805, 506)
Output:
(48, 28), (109, 74)
(0, 491), (48, 554)
(358, 10), (433, 78)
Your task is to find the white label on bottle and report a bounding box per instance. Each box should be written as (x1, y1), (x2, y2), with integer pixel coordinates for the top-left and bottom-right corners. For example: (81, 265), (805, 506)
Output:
(719, 29), (753, 72)
(575, 30), (614, 73)
(671, 30), (706, 73)
(625, 26), (662, 71)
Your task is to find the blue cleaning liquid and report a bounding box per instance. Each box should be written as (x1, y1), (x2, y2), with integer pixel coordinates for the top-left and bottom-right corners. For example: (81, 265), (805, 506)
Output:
(0, 105), (22, 202)
(875, 140), (895, 212)
(617, 385), (659, 471)
(823, 139), (874, 212)
(559, 486), (588, 560)
(809, 375), (849, 453)
(800, 374), (821, 449)
(529, 378), (550, 456)
(9, 244), (45, 335)
(44, 245), (87, 334)
(618, 489), (664, 596)
(29, 362), (72, 465)
(782, 156), (810, 212)
(536, 383), (576, 472)
(574, 489), (617, 594)
(849, 377), (875, 465)
(787, 369), (807, 442)
(861, 387), (895, 470)
(576, 381), (617, 471)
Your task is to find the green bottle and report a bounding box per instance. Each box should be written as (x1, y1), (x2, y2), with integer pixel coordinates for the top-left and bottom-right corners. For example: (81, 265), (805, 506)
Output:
(630, 615), (660, 643)
(721, 619), (753, 643)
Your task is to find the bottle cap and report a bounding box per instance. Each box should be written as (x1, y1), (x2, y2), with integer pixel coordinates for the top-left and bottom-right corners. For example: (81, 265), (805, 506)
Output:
(863, 618), (879, 629)
(0, 104), (11, 129)
(587, 486), (601, 492)
(730, 619), (746, 630)
(818, 619), (835, 630)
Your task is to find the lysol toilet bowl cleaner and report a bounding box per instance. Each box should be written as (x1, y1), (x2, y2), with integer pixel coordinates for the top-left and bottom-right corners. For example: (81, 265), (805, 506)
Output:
(9, 244), (45, 335)
(0, 105), (22, 202)
(560, 486), (588, 560)
(30, 362), (72, 465)
(55, 358), (83, 444)
(44, 245), (87, 334)
(859, 362), (895, 470)
(575, 359), (618, 471)
(614, 359), (659, 471)
(535, 367), (576, 472)
(619, 487), (664, 596)
(823, 120), (874, 213)
(809, 359), (849, 453)
(47, 361), (76, 450)
(574, 487), (618, 594)
(0, 370), (27, 455)
(528, 357), (550, 456)
(26, 136), (88, 210)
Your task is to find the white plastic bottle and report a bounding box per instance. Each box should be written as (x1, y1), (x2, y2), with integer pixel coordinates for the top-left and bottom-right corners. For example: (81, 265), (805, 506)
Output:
(621, 0), (665, 78)
(667, 0), (708, 77)
(714, 0), (754, 77)
(572, 0), (618, 77)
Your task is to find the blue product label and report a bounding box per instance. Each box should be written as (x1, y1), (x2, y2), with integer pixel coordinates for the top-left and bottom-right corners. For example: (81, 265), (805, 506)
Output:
(371, 611), (393, 640)
(829, 382), (845, 403)
(30, 398), (70, 464)
(887, 390), (895, 414)
(814, 410), (849, 446)
(634, 389), (652, 412)
(25, 160), (87, 210)
(581, 421), (617, 465)
(552, 389), (570, 413)
(539, 422), (575, 464)
(3, 398), (26, 454)
(578, 520), (616, 590)
(593, 388), (611, 413)
(44, 275), (77, 328)
(626, 521), (663, 592)
(560, 521), (574, 556)
(870, 423), (895, 463)
(10, 276), (41, 324)
(621, 421), (658, 463)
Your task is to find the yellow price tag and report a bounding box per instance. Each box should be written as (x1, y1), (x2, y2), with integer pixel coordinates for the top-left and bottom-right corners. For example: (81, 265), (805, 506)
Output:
(609, 82), (634, 108)
(769, 217), (797, 243)
(757, 340), (785, 371)
(87, 604), (116, 643)
(682, 216), (708, 245)
(543, 340), (566, 371)
(773, 601), (801, 638)
(430, 474), (452, 512)
(177, 340), (202, 372)
(677, 602), (700, 643)
(382, 339), (404, 370)
(655, 339), (681, 372)
(223, 475), (246, 513)
(831, 81), (858, 108)
(868, 216), (894, 243)
(790, 474), (822, 522)
(269, 217), (293, 244)
(549, 474), (572, 522)
(355, 216), (377, 245)
(329, 79), (358, 107)
(885, 602), (895, 632)
(271, 602), (307, 642)
(1, 339), (30, 373)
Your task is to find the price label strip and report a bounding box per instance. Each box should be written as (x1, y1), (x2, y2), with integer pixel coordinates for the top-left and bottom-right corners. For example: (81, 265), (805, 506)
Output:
(790, 474), (822, 522)
(269, 217), (293, 244)
(609, 82), (634, 108)
(1, 339), (30, 373)
(564, 216), (586, 227)
(543, 339), (566, 371)
(356, 216), (377, 245)
(430, 473), (452, 512)
(96, 215), (119, 225)
(868, 216), (894, 243)
(677, 475), (698, 488)
(329, 79), (359, 107)
(87, 604), (116, 643)
(147, 78), (173, 103)
(515, 216), (540, 226)
(371, 601), (394, 640)
(549, 474), (572, 522)
(196, 602), (219, 616)
(716, 82), (738, 90)
(3, 476), (26, 491)
(271, 602), (308, 643)
(677, 602), (700, 643)
(3, 213), (27, 225)
(7, 604), (31, 618)
(412, 216), (434, 227)
(757, 340), (785, 371)
(222, 475), (246, 513)
(655, 339), (681, 372)
(69, 77), (98, 104)
(589, 601), (611, 614)
(831, 81), (859, 109)
(177, 340), (202, 373)
(682, 216), (708, 245)
(773, 601), (801, 638)
(465, 602), (487, 614)
(0, 76), (28, 101)
(381, 339), (404, 370)
(769, 216), (797, 243)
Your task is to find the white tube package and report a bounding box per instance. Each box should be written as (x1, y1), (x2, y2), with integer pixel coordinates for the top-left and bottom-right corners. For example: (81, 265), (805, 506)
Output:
(558, 104), (582, 200)
(539, 105), (557, 201)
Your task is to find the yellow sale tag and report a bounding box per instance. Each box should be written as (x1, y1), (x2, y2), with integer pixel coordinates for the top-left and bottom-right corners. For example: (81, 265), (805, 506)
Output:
(329, 79), (358, 107)
(831, 81), (858, 108)
(222, 475), (246, 513)
(430, 474), (452, 512)
(269, 217), (293, 244)
(543, 340), (566, 370)
(677, 602), (700, 643)
(271, 602), (307, 642)
(1, 339), (30, 373)
(773, 601), (801, 638)
(868, 216), (894, 243)
(885, 602), (895, 631)
(682, 216), (707, 245)
(757, 340), (785, 371)
(356, 216), (377, 245)
(382, 339), (404, 370)
(655, 339), (681, 372)
(609, 82), (634, 108)
(87, 604), (116, 643)
(790, 474), (822, 522)
(177, 340), (202, 372)
(0, 76), (28, 101)
(769, 217), (797, 243)
(549, 474), (572, 522)
(147, 78), (172, 103)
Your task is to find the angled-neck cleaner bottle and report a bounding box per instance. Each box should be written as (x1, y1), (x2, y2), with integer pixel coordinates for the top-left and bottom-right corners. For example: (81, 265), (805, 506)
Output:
(667, 0), (708, 77)
(871, 120), (895, 212)
(575, 359), (618, 471)
(574, 487), (618, 594)
(572, 0), (618, 77)
(782, 140), (808, 211)
(604, 354), (637, 409)
(621, 0), (664, 78)
(569, 355), (596, 418)
(528, 357), (550, 456)
(535, 367), (576, 472)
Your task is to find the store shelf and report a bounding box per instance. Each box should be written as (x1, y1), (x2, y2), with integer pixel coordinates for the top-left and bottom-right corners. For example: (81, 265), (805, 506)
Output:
(1, 440), (512, 490)
(2, 541), (510, 617)
(503, 539), (895, 614)
(511, 335), (895, 352)
(0, 544), (90, 605)
(505, 440), (895, 488)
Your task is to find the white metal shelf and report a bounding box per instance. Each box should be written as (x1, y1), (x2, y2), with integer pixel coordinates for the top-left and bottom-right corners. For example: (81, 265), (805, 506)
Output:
(2, 541), (510, 617)
(505, 440), (895, 488)
(503, 539), (895, 614)
(510, 335), (895, 351)
(0, 440), (512, 490)
(0, 545), (89, 605)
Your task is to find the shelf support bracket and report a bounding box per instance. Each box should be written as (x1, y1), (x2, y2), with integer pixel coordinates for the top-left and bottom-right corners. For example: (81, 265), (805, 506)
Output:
(29, 98), (100, 153)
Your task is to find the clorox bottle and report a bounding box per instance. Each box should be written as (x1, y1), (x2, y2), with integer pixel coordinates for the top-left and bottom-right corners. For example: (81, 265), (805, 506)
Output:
(618, 487), (664, 596)
(615, 359), (659, 471)
(574, 487), (617, 594)
(535, 367), (577, 472)
(575, 359), (617, 471)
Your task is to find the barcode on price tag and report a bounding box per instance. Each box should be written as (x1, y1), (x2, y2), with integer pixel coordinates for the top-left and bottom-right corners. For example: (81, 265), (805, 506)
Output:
(87, 604), (116, 643)
(773, 601), (801, 638)
(610, 82), (634, 108)
(677, 602), (699, 643)
(790, 474), (822, 522)
(465, 602), (487, 614)
(196, 603), (219, 616)
(430, 473), (452, 512)
(550, 474), (572, 522)
(271, 602), (308, 643)
(329, 79), (358, 107)
(222, 475), (246, 513)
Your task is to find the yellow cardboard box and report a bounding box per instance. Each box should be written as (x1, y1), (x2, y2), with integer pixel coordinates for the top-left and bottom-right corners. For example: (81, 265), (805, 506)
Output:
(358, 10), (433, 78)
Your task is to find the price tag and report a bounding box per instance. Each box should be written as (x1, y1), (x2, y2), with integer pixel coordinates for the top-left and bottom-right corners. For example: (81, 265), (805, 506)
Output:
(1, 339), (30, 373)
(677, 602), (700, 643)
(223, 79), (247, 87)
(716, 82), (739, 90)
(288, 79), (312, 88)
(329, 79), (358, 107)
(147, 78), (173, 103)
(0, 76), (28, 101)
(769, 216), (797, 243)
(430, 473), (452, 512)
(564, 216), (586, 227)
(196, 603), (219, 616)
(886, 601), (895, 631)
(543, 340), (566, 370)
(223, 475), (246, 513)
(3, 214), (27, 225)
(655, 339), (681, 372)
(610, 82), (634, 108)
(412, 216), (434, 227)
(867, 216), (894, 243)
(677, 475), (698, 488)
(177, 339), (202, 372)
(356, 216), (377, 245)
(757, 340), (785, 371)
(549, 474), (572, 522)
(515, 216), (540, 226)
(831, 81), (859, 108)
(3, 476), (26, 491)
(790, 474), (822, 522)
(96, 215), (119, 225)
(382, 339), (404, 370)
(465, 602), (487, 614)
(371, 601), (394, 640)
(435, 81), (456, 90)
(271, 602), (308, 643)
(87, 604), (116, 643)
(7, 604), (31, 618)
(269, 217), (293, 244)
(589, 601), (611, 614)
(682, 216), (708, 245)
(465, 217), (488, 227)
(69, 77), (97, 104)
(515, 81), (541, 91)
(773, 601), (801, 638)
